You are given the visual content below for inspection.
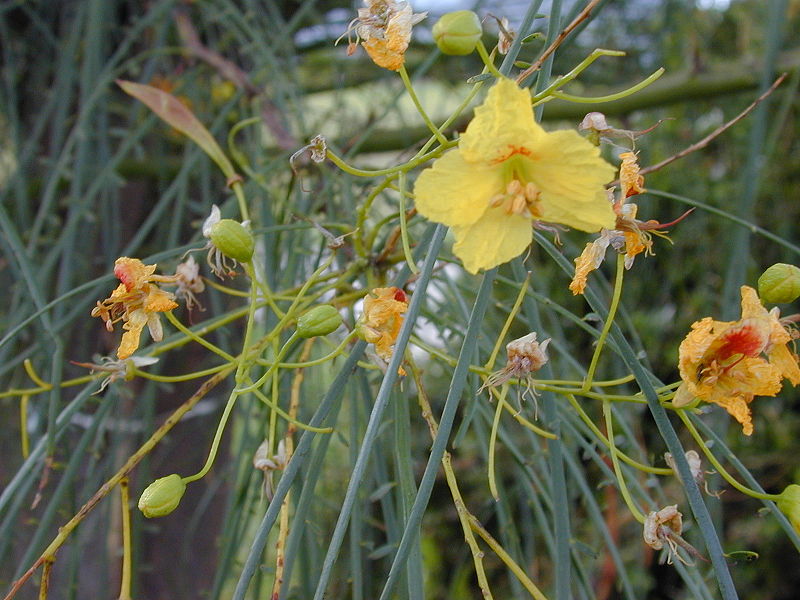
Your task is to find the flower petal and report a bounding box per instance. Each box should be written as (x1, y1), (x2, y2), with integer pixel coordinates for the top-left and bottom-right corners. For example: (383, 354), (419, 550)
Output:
(118, 309), (148, 360)
(459, 78), (545, 164)
(769, 343), (800, 385)
(451, 207), (531, 273)
(414, 149), (501, 227)
(524, 130), (616, 232)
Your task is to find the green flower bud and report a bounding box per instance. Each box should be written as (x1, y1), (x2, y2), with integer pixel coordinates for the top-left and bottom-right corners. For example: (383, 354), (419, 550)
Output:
(777, 484), (800, 534)
(758, 263), (800, 304)
(296, 304), (342, 338)
(138, 474), (186, 518)
(209, 219), (254, 263)
(432, 11), (482, 56)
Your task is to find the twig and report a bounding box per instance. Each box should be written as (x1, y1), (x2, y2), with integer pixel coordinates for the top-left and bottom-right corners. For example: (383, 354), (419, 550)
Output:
(516, 0), (603, 85)
(173, 9), (297, 150)
(639, 73), (788, 177)
(271, 340), (313, 600)
(3, 368), (234, 600)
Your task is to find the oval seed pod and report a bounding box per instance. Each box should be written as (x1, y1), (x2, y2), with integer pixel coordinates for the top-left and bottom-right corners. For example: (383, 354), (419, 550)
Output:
(138, 474), (187, 518)
(758, 263), (800, 304)
(778, 484), (800, 534)
(432, 11), (482, 56)
(296, 304), (343, 338)
(209, 219), (254, 263)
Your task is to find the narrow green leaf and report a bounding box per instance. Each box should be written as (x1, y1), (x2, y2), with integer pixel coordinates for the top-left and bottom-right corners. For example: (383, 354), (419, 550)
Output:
(117, 79), (237, 179)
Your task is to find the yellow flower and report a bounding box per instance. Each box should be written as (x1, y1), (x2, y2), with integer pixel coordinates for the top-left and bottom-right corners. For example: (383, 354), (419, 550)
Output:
(414, 78), (616, 274)
(360, 287), (409, 369)
(92, 257), (178, 359)
(674, 286), (800, 435)
(342, 1), (426, 71)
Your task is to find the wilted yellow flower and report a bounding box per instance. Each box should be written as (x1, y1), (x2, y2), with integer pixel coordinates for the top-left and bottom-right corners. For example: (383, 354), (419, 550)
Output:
(341, 1), (426, 71)
(569, 152), (691, 295)
(643, 505), (686, 564)
(673, 286), (800, 435)
(360, 287), (409, 369)
(92, 257), (178, 359)
(414, 78), (616, 274)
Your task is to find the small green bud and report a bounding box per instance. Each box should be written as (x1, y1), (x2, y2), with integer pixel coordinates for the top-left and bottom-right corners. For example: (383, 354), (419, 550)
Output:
(778, 484), (800, 534)
(138, 474), (186, 518)
(432, 11), (482, 56)
(758, 263), (800, 304)
(296, 304), (342, 338)
(209, 219), (254, 263)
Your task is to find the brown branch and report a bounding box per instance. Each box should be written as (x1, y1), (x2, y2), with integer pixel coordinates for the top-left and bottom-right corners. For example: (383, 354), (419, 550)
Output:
(173, 9), (297, 151)
(516, 0), (603, 85)
(3, 367), (234, 600)
(639, 73), (788, 177)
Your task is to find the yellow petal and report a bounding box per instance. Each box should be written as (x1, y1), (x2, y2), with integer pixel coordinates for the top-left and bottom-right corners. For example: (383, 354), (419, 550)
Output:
(769, 343), (800, 385)
(459, 78), (545, 164)
(114, 257), (156, 291)
(144, 286), (178, 313)
(569, 235), (611, 295)
(118, 309), (148, 359)
(451, 206), (531, 273)
(709, 394), (755, 436)
(524, 130), (616, 232)
(414, 149), (501, 227)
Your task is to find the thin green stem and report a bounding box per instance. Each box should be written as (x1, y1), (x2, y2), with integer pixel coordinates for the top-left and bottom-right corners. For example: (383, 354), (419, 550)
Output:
(602, 400), (646, 523)
(475, 40), (503, 79)
(164, 310), (236, 363)
(582, 254), (625, 392)
(396, 170), (418, 274)
(488, 386), (507, 501)
(677, 410), (781, 501)
(399, 65), (448, 146)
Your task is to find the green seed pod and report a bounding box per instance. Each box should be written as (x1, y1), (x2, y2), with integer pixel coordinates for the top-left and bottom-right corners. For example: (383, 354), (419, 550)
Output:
(138, 474), (186, 518)
(296, 304), (342, 338)
(432, 11), (482, 56)
(209, 219), (254, 263)
(778, 484), (800, 534)
(758, 263), (800, 304)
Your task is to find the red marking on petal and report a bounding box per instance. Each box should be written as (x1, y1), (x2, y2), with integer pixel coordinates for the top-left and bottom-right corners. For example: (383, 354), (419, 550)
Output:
(490, 145), (534, 165)
(114, 264), (136, 291)
(716, 323), (766, 359)
(394, 289), (408, 303)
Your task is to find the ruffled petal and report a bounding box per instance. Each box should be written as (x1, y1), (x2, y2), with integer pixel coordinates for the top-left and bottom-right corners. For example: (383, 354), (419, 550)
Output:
(114, 257), (157, 291)
(569, 234), (612, 295)
(769, 343), (800, 385)
(414, 149), (502, 227)
(523, 130), (616, 232)
(451, 207), (531, 274)
(118, 309), (148, 359)
(144, 286), (178, 313)
(459, 78), (544, 164)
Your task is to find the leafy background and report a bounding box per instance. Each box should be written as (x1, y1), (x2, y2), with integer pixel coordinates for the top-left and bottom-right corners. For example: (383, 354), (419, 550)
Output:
(1, 0), (800, 598)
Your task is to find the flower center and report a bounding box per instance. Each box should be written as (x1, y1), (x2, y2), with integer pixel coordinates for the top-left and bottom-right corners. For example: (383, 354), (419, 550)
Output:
(489, 179), (542, 218)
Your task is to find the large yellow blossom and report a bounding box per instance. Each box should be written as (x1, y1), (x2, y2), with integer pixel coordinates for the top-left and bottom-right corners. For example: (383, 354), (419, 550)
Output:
(414, 78), (616, 274)
(92, 257), (178, 359)
(674, 286), (800, 435)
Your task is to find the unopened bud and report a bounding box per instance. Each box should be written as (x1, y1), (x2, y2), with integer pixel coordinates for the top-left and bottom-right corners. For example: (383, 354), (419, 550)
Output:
(296, 304), (343, 338)
(432, 11), (482, 56)
(209, 219), (254, 263)
(758, 263), (800, 304)
(138, 474), (186, 518)
(778, 484), (800, 534)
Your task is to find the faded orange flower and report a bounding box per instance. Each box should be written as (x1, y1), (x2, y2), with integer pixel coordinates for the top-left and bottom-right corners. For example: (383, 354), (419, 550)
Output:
(673, 286), (800, 435)
(341, 1), (426, 71)
(570, 152), (691, 294)
(92, 257), (179, 359)
(360, 287), (409, 369)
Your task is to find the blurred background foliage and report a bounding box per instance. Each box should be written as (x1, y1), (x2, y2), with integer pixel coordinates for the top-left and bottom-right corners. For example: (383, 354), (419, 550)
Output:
(1, 0), (800, 598)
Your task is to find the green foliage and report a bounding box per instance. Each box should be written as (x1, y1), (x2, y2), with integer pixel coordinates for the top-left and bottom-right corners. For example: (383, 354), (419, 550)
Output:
(2, 1), (800, 599)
